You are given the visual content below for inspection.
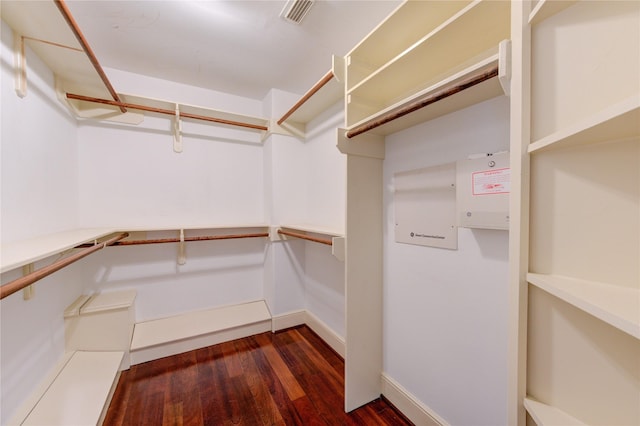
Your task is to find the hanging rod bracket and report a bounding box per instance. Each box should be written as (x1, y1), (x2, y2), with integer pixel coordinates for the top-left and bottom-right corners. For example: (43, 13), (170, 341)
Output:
(14, 32), (27, 98)
(498, 39), (512, 96)
(22, 263), (35, 300)
(174, 104), (183, 153)
(177, 229), (186, 265)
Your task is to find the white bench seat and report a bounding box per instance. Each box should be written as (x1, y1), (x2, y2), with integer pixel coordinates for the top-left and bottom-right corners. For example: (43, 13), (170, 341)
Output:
(19, 351), (123, 426)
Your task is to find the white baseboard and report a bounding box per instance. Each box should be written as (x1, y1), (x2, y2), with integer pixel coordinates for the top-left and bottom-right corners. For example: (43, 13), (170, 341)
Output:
(272, 309), (345, 358)
(381, 373), (448, 426)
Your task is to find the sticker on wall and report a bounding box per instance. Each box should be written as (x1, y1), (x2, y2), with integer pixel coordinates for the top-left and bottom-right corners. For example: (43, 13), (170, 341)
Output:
(457, 152), (510, 230)
(393, 162), (457, 250)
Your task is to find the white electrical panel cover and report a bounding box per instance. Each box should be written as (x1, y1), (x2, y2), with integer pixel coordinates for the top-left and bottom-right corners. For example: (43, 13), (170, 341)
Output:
(394, 162), (457, 249)
(456, 152), (510, 230)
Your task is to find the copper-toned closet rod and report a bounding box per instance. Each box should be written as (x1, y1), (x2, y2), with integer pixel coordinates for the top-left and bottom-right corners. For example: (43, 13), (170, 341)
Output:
(278, 230), (333, 246)
(346, 65), (499, 139)
(277, 70), (335, 125)
(0, 233), (129, 300)
(53, 0), (126, 113)
(66, 93), (270, 131)
(75, 233), (270, 247)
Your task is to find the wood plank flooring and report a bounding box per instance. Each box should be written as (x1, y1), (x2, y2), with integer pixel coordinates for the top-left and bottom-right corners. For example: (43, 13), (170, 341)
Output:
(104, 326), (412, 425)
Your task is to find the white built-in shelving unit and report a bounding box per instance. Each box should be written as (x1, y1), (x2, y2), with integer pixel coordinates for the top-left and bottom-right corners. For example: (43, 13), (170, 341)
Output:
(344, 0), (511, 136)
(520, 0), (640, 424)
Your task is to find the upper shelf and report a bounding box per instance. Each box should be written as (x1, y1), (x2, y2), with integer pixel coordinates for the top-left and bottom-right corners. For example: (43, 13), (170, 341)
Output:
(344, 0), (511, 135)
(528, 95), (640, 153)
(527, 273), (640, 340)
(1, 228), (117, 273)
(277, 55), (345, 132)
(528, 0), (578, 26)
(524, 397), (585, 426)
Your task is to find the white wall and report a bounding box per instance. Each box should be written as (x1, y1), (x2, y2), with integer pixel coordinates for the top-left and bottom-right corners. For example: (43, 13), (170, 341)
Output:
(0, 22), (82, 424)
(383, 96), (510, 426)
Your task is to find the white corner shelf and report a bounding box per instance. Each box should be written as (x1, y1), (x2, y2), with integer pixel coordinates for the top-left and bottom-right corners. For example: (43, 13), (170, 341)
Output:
(528, 0), (578, 26)
(278, 55), (345, 129)
(346, 50), (506, 137)
(0, 228), (118, 273)
(528, 95), (640, 154)
(527, 273), (640, 340)
(345, 0), (511, 129)
(278, 224), (344, 238)
(524, 397), (586, 426)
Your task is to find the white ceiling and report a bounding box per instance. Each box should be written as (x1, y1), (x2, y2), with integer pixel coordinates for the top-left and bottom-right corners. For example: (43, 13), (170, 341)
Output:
(65, 0), (402, 100)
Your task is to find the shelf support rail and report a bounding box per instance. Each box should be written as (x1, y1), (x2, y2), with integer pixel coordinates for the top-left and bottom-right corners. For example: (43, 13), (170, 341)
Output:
(0, 232), (129, 300)
(65, 93), (270, 132)
(53, 0), (127, 113)
(75, 232), (270, 247)
(345, 65), (500, 139)
(277, 229), (333, 246)
(277, 70), (335, 125)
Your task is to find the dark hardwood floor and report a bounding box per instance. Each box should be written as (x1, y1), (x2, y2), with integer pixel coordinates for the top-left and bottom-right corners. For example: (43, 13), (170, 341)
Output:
(104, 325), (412, 425)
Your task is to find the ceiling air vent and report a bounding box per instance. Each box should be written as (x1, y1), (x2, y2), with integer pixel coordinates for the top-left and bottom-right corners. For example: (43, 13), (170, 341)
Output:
(280, 0), (315, 24)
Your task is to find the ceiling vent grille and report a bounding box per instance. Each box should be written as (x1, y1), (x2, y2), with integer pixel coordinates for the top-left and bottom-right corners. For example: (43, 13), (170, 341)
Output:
(280, 0), (315, 24)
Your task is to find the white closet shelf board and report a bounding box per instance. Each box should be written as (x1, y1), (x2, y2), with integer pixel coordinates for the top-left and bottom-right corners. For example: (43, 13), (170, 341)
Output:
(528, 0), (579, 26)
(528, 95), (640, 153)
(347, 54), (505, 137)
(116, 93), (269, 131)
(1, 1), (112, 99)
(280, 56), (345, 125)
(279, 224), (344, 238)
(130, 300), (271, 352)
(80, 289), (137, 314)
(120, 224), (270, 233)
(524, 398), (586, 426)
(20, 351), (124, 426)
(345, 0), (510, 116)
(0, 228), (117, 273)
(527, 273), (640, 340)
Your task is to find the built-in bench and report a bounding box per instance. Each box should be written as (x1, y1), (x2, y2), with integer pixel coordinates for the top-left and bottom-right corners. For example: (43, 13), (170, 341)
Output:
(11, 350), (123, 426)
(130, 300), (272, 365)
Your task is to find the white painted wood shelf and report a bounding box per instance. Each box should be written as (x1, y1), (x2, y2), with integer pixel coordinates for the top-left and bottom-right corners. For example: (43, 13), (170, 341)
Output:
(17, 351), (124, 426)
(344, 0), (511, 130)
(528, 0), (578, 26)
(528, 95), (640, 154)
(278, 55), (345, 131)
(130, 300), (272, 365)
(524, 397), (585, 426)
(0, 228), (117, 273)
(527, 273), (640, 340)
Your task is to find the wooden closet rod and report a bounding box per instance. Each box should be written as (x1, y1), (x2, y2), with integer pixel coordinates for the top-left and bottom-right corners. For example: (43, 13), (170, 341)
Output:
(75, 233), (269, 247)
(346, 65), (499, 139)
(65, 93), (270, 131)
(277, 230), (333, 246)
(53, 0), (126, 113)
(0, 232), (129, 300)
(277, 70), (335, 125)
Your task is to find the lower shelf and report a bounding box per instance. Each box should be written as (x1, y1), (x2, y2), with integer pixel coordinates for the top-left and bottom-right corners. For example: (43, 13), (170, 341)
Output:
(130, 300), (272, 364)
(524, 397), (585, 426)
(18, 351), (123, 426)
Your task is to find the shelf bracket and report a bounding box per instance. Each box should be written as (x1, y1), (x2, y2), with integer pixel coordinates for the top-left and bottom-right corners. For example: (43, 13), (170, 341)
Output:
(498, 39), (512, 97)
(14, 32), (27, 98)
(331, 237), (345, 262)
(173, 104), (183, 153)
(22, 263), (35, 300)
(177, 229), (186, 265)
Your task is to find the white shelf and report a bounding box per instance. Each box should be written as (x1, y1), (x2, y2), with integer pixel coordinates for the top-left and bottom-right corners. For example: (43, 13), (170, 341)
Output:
(345, 0), (510, 128)
(528, 0), (578, 26)
(527, 273), (640, 340)
(529, 95), (640, 153)
(0, 228), (117, 273)
(279, 224), (344, 238)
(346, 51), (505, 136)
(279, 56), (345, 127)
(524, 398), (585, 426)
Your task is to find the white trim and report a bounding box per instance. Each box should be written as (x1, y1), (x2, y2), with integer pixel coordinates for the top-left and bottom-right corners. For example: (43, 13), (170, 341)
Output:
(272, 309), (346, 358)
(304, 310), (345, 358)
(381, 373), (448, 426)
(271, 309), (307, 331)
